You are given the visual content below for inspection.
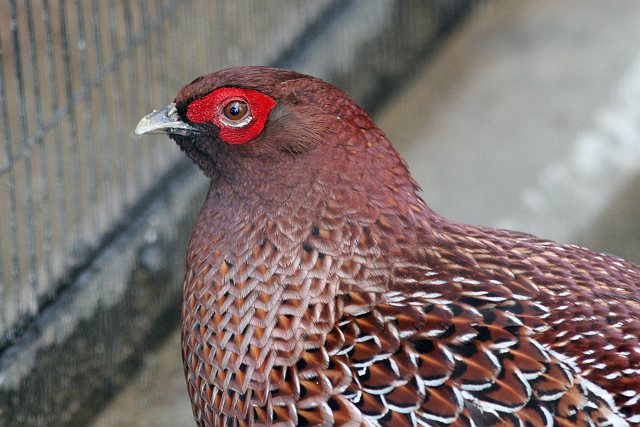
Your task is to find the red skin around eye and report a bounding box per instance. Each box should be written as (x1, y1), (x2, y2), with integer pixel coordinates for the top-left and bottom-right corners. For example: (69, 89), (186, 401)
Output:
(186, 87), (276, 144)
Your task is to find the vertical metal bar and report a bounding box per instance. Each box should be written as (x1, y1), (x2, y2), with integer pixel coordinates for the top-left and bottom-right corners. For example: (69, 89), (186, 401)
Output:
(58, 0), (83, 247)
(161, 0), (176, 169)
(25, 0), (54, 299)
(155, 0), (171, 168)
(0, 3), (22, 327)
(75, 0), (99, 241)
(159, 0), (174, 164)
(41, 0), (67, 292)
(107, 0), (129, 209)
(202, 0), (212, 69)
(169, 0), (180, 106)
(122, 0), (144, 190)
(89, 0), (115, 226)
(9, 0), (38, 315)
(0, 44), (8, 327)
(0, 2), (5, 326)
(138, 0), (160, 178)
(184, 0), (195, 72)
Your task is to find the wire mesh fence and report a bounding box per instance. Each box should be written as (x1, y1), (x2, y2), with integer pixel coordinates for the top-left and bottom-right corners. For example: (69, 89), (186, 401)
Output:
(0, 0), (337, 349)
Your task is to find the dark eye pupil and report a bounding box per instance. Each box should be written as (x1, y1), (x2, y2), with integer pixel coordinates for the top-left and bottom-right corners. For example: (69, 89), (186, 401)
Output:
(229, 104), (241, 116)
(223, 100), (248, 121)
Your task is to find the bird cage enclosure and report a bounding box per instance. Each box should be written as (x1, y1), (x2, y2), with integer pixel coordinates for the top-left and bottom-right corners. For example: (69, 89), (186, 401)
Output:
(0, 1), (477, 425)
(0, 0), (340, 356)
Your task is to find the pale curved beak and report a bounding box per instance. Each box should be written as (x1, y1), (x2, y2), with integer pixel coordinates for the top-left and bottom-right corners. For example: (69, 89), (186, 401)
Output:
(135, 103), (200, 136)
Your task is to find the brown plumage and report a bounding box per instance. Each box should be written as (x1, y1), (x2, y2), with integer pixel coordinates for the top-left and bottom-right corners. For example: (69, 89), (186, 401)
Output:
(135, 66), (640, 426)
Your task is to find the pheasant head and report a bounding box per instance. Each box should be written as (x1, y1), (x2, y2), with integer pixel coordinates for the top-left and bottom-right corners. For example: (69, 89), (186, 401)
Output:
(137, 67), (424, 217)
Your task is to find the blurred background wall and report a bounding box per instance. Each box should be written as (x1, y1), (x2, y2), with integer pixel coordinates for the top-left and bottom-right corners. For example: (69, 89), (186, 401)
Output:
(0, 1), (638, 426)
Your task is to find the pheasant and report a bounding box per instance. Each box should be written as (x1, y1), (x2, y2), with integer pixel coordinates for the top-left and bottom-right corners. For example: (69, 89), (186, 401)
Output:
(135, 66), (640, 426)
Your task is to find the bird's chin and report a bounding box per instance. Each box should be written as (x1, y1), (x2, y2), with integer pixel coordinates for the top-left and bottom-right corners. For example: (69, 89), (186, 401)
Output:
(171, 134), (218, 177)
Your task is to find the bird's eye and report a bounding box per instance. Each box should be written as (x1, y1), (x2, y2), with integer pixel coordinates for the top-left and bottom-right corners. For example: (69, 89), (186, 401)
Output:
(221, 100), (251, 127)
(186, 87), (275, 144)
(224, 101), (247, 119)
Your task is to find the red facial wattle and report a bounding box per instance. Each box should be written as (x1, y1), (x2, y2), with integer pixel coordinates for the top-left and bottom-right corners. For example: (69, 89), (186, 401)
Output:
(185, 87), (276, 145)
